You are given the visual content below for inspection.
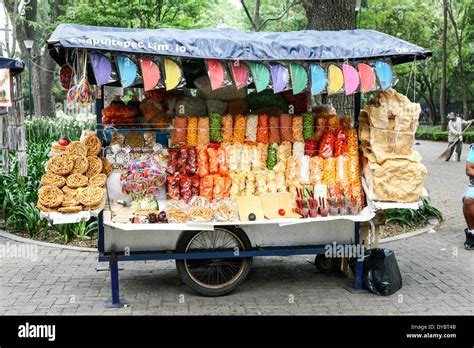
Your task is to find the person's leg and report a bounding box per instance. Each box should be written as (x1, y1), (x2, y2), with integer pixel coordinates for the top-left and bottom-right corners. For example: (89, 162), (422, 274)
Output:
(462, 197), (474, 229)
(462, 195), (474, 249)
(446, 142), (455, 161)
(456, 141), (462, 161)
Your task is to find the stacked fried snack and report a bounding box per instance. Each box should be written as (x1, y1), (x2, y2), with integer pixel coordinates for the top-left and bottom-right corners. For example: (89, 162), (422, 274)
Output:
(37, 135), (112, 213)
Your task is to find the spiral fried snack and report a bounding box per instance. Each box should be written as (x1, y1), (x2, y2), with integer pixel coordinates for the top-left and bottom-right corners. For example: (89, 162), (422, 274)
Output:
(66, 173), (88, 188)
(86, 156), (103, 177)
(78, 186), (105, 207)
(38, 185), (64, 208)
(70, 155), (88, 175)
(83, 135), (102, 156)
(41, 173), (66, 188)
(89, 173), (107, 187)
(66, 141), (87, 157)
(48, 154), (75, 176)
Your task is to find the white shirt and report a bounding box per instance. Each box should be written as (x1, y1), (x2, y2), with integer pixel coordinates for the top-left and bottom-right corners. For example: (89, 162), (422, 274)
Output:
(448, 117), (470, 143)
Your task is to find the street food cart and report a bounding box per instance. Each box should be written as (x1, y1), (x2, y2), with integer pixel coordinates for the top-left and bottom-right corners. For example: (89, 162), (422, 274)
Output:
(45, 24), (431, 307)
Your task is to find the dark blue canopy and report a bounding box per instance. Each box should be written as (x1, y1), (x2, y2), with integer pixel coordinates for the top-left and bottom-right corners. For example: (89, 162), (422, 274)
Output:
(48, 24), (431, 65)
(0, 56), (24, 74)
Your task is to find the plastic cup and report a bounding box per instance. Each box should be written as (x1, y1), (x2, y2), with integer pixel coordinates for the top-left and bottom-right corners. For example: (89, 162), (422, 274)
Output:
(350, 205), (360, 215)
(309, 208), (318, 218)
(329, 207), (339, 216)
(320, 208), (328, 217)
(299, 208), (309, 218)
(339, 207), (348, 215)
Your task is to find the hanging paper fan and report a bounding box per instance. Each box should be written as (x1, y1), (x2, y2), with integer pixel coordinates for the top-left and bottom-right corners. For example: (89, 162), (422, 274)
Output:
(230, 61), (249, 89)
(207, 59), (226, 90)
(327, 64), (344, 94)
(59, 64), (74, 90)
(290, 63), (308, 95)
(250, 62), (270, 92)
(357, 63), (375, 93)
(310, 64), (326, 95)
(375, 61), (393, 90)
(270, 63), (289, 94)
(140, 57), (161, 91)
(116, 55), (137, 88)
(342, 63), (359, 95)
(163, 58), (182, 91)
(90, 52), (112, 86)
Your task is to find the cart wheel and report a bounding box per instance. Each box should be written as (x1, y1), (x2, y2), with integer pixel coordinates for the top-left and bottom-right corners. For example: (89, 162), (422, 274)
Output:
(176, 227), (252, 297)
(315, 255), (341, 273)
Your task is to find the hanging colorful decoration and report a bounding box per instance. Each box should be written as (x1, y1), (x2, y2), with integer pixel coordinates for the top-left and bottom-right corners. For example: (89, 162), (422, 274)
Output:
(116, 55), (137, 88)
(207, 59), (226, 90)
(163, 58), (183, 90)
(229, 61), (250, 90)
(327, 64), (344, 94)
(67, 50), (94, 106)
(375, 60), (393, 90)
(250, 62), (270, 92)
(290, 63), (308, 94)
(342, 63), (359, 95)
(140, 57), (161, 91)
(270, 63), (289, 94)
(357, 63), (375, 93)
(89, 52), (112, 86)
(59, 64), (74, 90)
(310, 64), (326, 96)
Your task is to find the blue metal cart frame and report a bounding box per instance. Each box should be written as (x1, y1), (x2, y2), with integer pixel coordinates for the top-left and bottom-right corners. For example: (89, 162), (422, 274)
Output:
(95, 87), (365, 308)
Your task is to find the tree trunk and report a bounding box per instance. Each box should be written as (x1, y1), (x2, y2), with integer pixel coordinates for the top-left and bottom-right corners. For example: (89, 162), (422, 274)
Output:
(302, 0), (357, 115)
(440, 0), (448, 131)
(302, 0), (357, 30)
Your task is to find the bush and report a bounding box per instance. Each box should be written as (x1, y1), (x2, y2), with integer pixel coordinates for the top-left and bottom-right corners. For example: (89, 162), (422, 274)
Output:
(25, 114), (96, 143)
(416, 130), (474, 143)
(385, 197), (443, 228)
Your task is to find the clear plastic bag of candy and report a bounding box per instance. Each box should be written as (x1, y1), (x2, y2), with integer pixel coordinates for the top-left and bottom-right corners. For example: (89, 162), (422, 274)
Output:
(209, 113), (223, 142)
(197, 148), (209, 177)
(221, 114), (233, 143)
(199, 175), (214, 202)
(303, 112), (316, 140)
(207, 147), (219, 175)
(197, 117), (210, 148)
(213, 175), (225, 201)
(279, 114), (293, 142)
(268, 116), (281, 144)
(245, 114), (258, 143)
(171, 116), (187, 146)
(233, 114), (247, 144)
(179, 173), (192, 203)
(256, 114), (269, 144)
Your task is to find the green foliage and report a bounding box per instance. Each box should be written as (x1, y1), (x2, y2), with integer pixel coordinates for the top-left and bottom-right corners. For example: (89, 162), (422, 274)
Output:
(25, 116), (96, 143)
(416, 130), (474, 142)
(386, 197), (443, 228)
(0, 140), (50, 235)
(59, 0), (218, 29)
(50, 219), (98, 242)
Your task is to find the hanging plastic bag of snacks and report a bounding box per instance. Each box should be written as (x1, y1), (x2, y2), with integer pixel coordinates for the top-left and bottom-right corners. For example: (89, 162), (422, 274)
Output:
(223, 176), (231, 197)
(267, 143), (278, 170)
(227, 143), (241, 171)
(207, 147), (219, 175)
(316, 115), (328, 140)
(245, 171), (256, 196)
(221, 114), (233, 143)
(268, 116), (281, 144)
(167, 148), (179, 174)
(304, 139), (318, 157)
(293, 141), (305, 158)
(319, 130), (335, 159)
(310, 156), (323, 185)
(302, 112), (316, 140)
(186, 116), (198, 146)
(267, 171), (277, 193)
(217, 147), (228, 176)
(285, 156), (300, 187)
(279, 114), (294, 143)
(245, 115), (258, 143)
(209, 113), (223, 142)
(233, 114), (247, 144)
(258, 143), (268, 167)
(178, 174), (192, 203)
(229, 171), (240, 199)
(256, 170), (268, 195)
(299, 155), (310, 185)
(328, 115), (340, 132)
(177, 146), (189, 174)
(197, 148), (209, 177)
(186, 147), (197, 175)
(196, 117), (210, 148)
(213, 175), (225, 201)
(334, 127), (348, 157)
(323, 157), (336, 187)
(200, 175), (214, 202)
(167, 174), (180, 200)
(190, 175), (200, 197)
(240, 145), (252, 172)
(256, 114), (269, 144)
(171, 116), (187, 146)
(292, 115), (304, 142)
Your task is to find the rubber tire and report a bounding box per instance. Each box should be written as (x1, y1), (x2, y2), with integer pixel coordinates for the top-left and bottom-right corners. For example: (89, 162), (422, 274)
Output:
(175, 226), (253, 297)
(314, 254), (341, 273)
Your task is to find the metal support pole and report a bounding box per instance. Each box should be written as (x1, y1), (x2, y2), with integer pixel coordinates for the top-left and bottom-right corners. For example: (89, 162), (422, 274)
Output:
(27, 49), (32, 119)
(354, 222), (364, 290)
(104, 252), (128, 308)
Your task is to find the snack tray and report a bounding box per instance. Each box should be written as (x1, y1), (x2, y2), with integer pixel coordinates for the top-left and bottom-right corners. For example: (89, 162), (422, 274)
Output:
(103, 207), (375, 231)
(40, 205), (104, 225)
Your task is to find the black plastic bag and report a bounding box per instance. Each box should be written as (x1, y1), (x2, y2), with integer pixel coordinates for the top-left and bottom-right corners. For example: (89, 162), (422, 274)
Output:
(362, 249), (402, 296)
